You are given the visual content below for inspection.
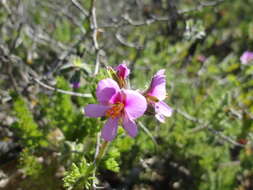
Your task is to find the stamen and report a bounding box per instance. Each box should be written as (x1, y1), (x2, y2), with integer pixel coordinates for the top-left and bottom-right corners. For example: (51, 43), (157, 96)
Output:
(106, 102), (124, 119)
(146, 94), (159, 103)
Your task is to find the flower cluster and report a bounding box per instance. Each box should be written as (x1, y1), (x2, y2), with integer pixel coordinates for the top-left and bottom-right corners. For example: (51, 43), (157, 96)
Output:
(84, 64), (173, 141)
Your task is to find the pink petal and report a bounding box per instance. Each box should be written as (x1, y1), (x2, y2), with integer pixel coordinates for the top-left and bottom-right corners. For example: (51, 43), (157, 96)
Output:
(148, 69), (166, 101)
(240, 51), (253, 64)
(155, 101), (173, 117)
(155, 69), (165, 76)
(84, 104), (109, 118)
(123, 113), (138, 138)
(96, 78), (120, 104)
(155, 114), (165, 123)
(197, 55), (207, 63)
(101, 118), (119, 141)
(115, 63), (130, 79)
(123, 90), (147, 119)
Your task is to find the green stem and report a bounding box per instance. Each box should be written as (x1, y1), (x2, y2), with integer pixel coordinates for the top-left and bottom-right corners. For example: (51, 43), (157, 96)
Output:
(93, 141), (110, 169)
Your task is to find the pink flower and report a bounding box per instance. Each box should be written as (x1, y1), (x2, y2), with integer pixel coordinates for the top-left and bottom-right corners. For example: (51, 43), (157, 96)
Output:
(71, 81), (80, 88)
(84, 78), (147, 141)
(145, 69), (173, 123)
(240, 51), (253, 64)
(115, 63), (130, 80)
(196, 55), (207, 63)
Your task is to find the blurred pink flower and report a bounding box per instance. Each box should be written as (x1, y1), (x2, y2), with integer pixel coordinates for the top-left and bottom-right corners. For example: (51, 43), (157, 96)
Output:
(115, 63), (130, 79)
(145, 69), (173, 123)
(240, 51), (253, 64)
(84, 78), (147, 141)
(197, 55), (207, 63)
(71, 81), (80, 89)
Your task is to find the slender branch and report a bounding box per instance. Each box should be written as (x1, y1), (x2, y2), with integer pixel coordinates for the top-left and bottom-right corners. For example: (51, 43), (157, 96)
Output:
(122, 14), (170, 27)
(94, 50), (101, 76)
(11, 22), (23, 50)
(94, 132), (101, 160)
(93, 141), (109, 165)
(90, 0), (101, 75)
(207, 127), (245, 147)
(99, 0), (226, 29)
(179, 0), (225, 14)
(92, 132), (103, 189)
(99, 16), (169, 29)
(33, 78), (92, 98)
(116, 30), (143, 49)
(70, 0), (89, 17)
(138, 121), (157, 145)
(91, 0), (99, 50)
(176, 108), (246, 147)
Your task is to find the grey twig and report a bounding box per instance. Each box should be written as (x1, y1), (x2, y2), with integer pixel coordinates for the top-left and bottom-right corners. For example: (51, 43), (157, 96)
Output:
(70, 0), (89, 17)
(99, 14), (170, 29)
(99, 0), (225, 29)
(94, 132), (101, 160)
(25, 26), (69, 52)
(138, 121), (157, 145)
(33, 78), (92, 98)
(90, 0), (101, 75)
(207, 127), (245, 147)
(179, 0), (225, 14)
(176, 109), (245, 147)
(122, 14), (170, 27)
(116, 31), (143, 49)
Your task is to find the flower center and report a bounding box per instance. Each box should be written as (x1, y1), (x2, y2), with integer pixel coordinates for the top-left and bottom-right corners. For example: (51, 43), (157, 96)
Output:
(106, 102), (124, 119)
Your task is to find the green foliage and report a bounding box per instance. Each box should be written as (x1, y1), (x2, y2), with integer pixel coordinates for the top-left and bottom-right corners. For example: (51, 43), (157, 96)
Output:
(102, 147), (120, 172)
(2, 0), (253, 189)
(19, 148), (43, 178)
(63, 158), (96, 190)
(12, 95), (47, 148)
(41, 76), (100, 141)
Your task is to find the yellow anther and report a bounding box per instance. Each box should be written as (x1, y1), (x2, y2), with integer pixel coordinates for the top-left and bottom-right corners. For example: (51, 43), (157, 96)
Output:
(106, 102), (124, 119)
(146, 94), (159, 103)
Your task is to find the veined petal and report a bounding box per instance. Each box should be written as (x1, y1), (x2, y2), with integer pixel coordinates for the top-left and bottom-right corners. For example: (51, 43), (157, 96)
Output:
(124, 90), (147, 119)
(96, 78), (120, 104)
(123, 113), (138, 138)
(155, 114), (165, 123)
(155, 69), (165, 76)
(148, 69), (166, 101)
(101, 118), (119, 141)
(84, 104), (109, 118)
(155, 101), (173, 117)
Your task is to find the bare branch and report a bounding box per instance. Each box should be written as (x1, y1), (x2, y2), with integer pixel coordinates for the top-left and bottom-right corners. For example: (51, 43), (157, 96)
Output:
(116, 31), (143, 49)
(25, 26), (69, 52)
(89, 0), (103, 76)
(207, 127), (245, 147)
(99, 0), (225, 29)
(138, 121), (157, 145)
(179, 0), (225, 14)
(70, 0), (89, 17)
(33, 78), (92, 98)
(176, 109), (246, 148)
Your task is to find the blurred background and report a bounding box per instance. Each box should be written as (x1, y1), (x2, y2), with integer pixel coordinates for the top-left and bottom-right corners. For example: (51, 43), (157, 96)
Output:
(1, 0), (253, 189)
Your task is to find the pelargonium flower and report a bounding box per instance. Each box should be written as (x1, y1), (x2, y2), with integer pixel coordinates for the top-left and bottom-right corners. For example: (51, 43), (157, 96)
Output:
(107, 63), (130, 88)
(84, 78), (147, 141)
(196, 55), (207, 63)
(240, 51), (253, 64)
(115, 63), (130, 80)
(145, 69), (173, 123)
(71, 81), (80, 89)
